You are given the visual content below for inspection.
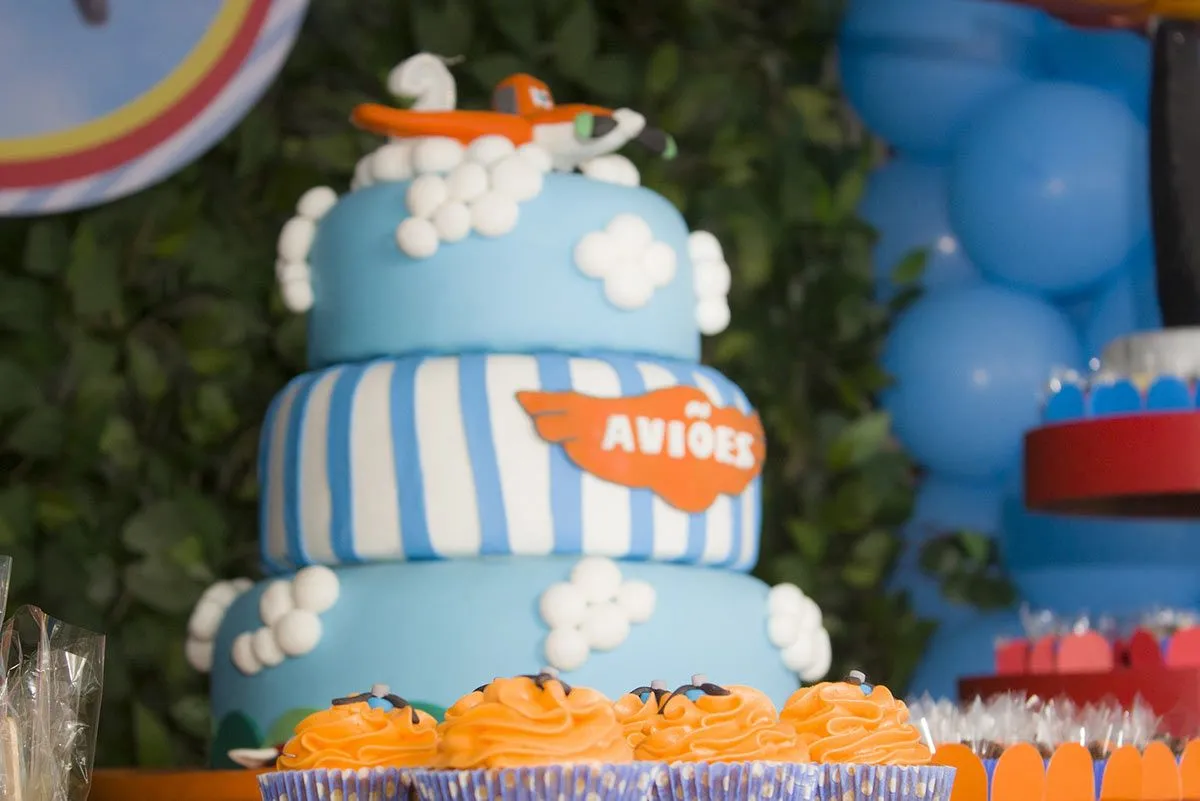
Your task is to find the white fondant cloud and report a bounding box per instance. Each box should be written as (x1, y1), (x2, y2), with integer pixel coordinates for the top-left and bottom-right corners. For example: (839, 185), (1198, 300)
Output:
(185, 578), (252, 673)
(766, 582), (831, 682)
(580, 154), (640, 187)
(689, 231), (732, 335)
(376, 139), (552, 259)
(539, 556), (657, 672)
(229, 565), (341, 676)
(574, 214), (679, 310)
(274, 186), (339, 315)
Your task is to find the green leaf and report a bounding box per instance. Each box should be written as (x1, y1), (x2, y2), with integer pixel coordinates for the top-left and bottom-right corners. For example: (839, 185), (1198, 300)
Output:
(553, 1), (598, 77)
(833, 169), (866, 220)
(958, 531), (994, 565)
(647, 43), (681, 97)
(487, 0), (538, 52)
(466, 54), (528, 91)
(6, 407), (64, 459)
(0, 359), (40, 419)
(99, 416), (141, 471)
(170, 695), (212, 740)
(126, 338), (169, 401)
(67, 223), (124, 321)
(787, 85), (843, 147)
(891, 249), (928, 286)
(826, 412), (891, 471)
(122, 501), (189, 556)
(23, 220), (69, 277)
(34, 487), (83, 530)
(412, 0), (474, 58)
(0, 485), (35, 546)
(786, 519), (826, 561)
(0, 275), (49, 334)
(134, 704), (174, 767)
(728, 213), (773, 290)
(579, 54), (636, 100)
(124, 558), (204, 614)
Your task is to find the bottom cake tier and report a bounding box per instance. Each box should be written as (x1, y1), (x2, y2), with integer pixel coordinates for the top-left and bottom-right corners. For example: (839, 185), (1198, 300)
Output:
(208, 556), (808, 766)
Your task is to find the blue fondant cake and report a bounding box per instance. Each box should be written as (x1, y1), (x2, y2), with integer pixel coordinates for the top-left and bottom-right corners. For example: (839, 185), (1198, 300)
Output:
(193, 56), (832, 764)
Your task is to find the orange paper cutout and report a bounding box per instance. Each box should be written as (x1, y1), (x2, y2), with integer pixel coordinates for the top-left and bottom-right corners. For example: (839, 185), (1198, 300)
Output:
(1179, 740), (1200, 800)
(1047, 743), (1100, 801)
(1142, 741), (1182, 801)
(992, 743), (1047, 801)
(932, 743), (989, 801)
(1102, 745), (1144, 801)
(517, 386), (766, 513)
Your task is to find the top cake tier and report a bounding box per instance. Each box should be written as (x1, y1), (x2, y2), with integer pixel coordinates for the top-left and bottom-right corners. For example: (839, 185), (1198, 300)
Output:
(274, 59), (734, 368)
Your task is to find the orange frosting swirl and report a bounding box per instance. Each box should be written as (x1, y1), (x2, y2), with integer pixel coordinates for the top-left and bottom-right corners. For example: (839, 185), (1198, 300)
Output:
(633, 685), (810, 763)
(780, 682), (931, 765)
(277, 701), (439, 770)
(614, 692), (664, 749)
(437, 676), (633, 768)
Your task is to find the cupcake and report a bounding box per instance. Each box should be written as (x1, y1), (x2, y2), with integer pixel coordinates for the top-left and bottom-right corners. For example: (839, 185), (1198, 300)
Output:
(258, 684), (439, 801)
(614, 681), (671, 750)
(634, 675), (813, 801)
(779, 671), (954, 801)
(410, 668), (661, 801)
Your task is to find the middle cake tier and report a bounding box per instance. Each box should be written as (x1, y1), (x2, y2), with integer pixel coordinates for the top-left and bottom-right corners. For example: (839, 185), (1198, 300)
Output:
(259, 352), (765, 573)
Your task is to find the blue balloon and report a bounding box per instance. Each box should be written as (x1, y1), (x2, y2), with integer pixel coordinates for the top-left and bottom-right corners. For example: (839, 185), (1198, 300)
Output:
(948, 82), (1149, 295)
(1081, 240), (1163, 359)
(859, 161), (979, 300)
(1038, 23), (1150, 120)
(839, 0), (1042, 156)
(883, 284), (1084, 478)
(907, 611), (1025, 699)
(1002, 498), (1200, 614)
(891, 476), (1005, 625)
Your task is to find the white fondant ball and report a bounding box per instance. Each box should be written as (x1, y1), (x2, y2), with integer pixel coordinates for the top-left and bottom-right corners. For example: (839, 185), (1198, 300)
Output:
(433, 202), (472, 243)
(574, 232), (615, 279)
(273, 609), (323, 657)
(767, 613), (803, 649)
(615, 580), (657, 624)
(767, 583), (807, 616)
(605, 270), (655, 310)
(641, 241), (678, 288)
(352, 154), (374, 190)
(445, 162), (489, 202)
(370, 143), (415, 182)
(187, 598), (227, 641)
(490, 155), (544, 202)
(291, 565), (340, 614)
(231, 633), (261, 676)
(296, 186), (339, 220)
(688, 230), (724, 263)
(470, 192), (520, 237)
(696, 298), (731, 335)
(783, 627), (832, 682)
(185, 638), (214, 673)
(518, 143), (553, 173)
(201, 580), (241, 609)
(275, 260), (309, 284)
(229, 577), (254, 594)
(259, 580), (294, 627)
(280, 278), (315, 314)
(539, 582), (588, 629)
(396, 217), (440, 259)
(694, 259), (733, 299)
(466, 135), (517, 166)
(791, 593), (825, 633)
(543, 627), (590, 672)
(580, 602), (631, 651)
(414, 137), (466, 174)
(581, 155), (640, 187)
(606, 214), (654, 255)
(252, 627), (286, 668)
(570, 556), (624, 603)
(276, 217), (316, 263)
(407, 174), (449, 219)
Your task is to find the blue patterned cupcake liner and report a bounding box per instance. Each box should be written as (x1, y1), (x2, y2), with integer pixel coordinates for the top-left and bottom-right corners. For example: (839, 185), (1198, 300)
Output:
(811, 764), (955, 801)
(258, 766), (415, 801)
(410, 762), (663, 801)
(649, 761), (819, 801)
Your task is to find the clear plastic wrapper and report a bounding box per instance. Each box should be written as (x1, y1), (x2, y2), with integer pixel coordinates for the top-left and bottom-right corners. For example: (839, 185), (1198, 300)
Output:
(908, 694), (1164, 758)
(0, 602), (105, 801)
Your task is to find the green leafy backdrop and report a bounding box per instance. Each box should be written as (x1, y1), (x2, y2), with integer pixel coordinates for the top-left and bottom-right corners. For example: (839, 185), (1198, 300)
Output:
(0, 0), (987, 767)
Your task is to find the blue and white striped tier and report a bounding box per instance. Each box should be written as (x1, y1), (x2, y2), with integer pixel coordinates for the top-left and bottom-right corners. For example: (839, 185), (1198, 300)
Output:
(258, 353), (762, 573)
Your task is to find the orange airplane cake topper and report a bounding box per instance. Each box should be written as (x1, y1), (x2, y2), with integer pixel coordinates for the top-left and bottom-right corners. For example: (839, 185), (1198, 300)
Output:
(350, 70), (676, 172)
(517, 386), (766, 513)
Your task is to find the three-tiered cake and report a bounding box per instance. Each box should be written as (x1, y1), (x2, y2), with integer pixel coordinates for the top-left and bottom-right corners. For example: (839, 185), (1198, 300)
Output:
(183, 55), (832, 765)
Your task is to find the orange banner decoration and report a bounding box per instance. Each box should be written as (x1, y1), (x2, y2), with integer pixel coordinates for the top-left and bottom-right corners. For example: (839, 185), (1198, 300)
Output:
(516, 386), (766, 513)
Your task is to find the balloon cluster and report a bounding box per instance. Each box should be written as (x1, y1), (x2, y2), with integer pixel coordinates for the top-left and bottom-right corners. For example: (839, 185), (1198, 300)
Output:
(841, 0), (1176, 695)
